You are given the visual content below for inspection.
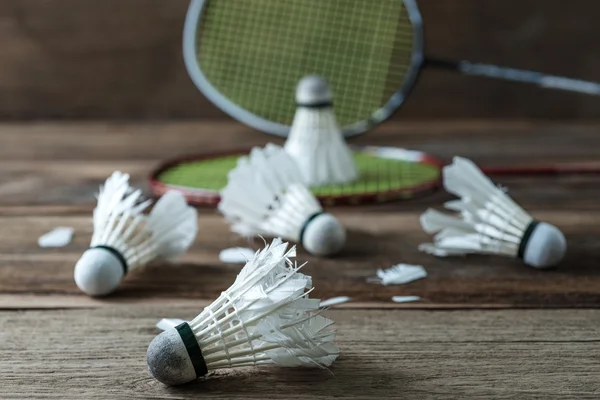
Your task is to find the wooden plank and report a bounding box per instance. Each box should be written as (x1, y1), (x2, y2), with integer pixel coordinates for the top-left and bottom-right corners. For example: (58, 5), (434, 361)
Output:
(2, 160), (600, 210)
(0, 307), (598, 399)
(2, 211), (599, 308)
(2, 121), (600, 162)
(0, 121), (598, 308)
(1, 122), (600, 209)
(0, 295), (514, 310)
(1, 1), (600, 120)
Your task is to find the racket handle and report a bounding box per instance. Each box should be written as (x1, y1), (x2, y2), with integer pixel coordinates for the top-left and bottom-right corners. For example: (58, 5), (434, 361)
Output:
(425, 57), (600, 96)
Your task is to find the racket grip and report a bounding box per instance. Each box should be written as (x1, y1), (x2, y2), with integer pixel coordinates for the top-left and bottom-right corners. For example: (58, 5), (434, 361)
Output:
(458, 61), (600, 96)
(428, 57), (600, 96)
(538, 76), (600, 95)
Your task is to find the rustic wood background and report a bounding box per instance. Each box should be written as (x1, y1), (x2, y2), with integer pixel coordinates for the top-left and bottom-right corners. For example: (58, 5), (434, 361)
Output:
(3, 307), (598, 399)
(0, 122), (599, 398)
(1, 121), (599, 309)
(1, 0), (600, 120)
(2, 2), (600, 397)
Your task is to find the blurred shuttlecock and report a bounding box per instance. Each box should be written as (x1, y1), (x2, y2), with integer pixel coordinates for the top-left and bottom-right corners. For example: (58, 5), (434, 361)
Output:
(218, 143), (346, 257)
(146, 238), (339, 386)
(74, 171), (198, 296)
(284, 75), (358, 187)
(419, 157), (566, 269)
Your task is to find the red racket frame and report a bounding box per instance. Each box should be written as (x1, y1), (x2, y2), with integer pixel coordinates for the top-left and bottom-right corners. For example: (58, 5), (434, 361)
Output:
(149, 148), (444, 207)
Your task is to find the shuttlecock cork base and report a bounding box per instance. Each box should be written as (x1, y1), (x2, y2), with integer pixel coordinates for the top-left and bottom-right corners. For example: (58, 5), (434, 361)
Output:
(74, 246), (128, 297)
(299, 211), (346, 257)
(147, 322), (207, 386)
(516, 220), (566, 269)
(295, 75), (334, 108)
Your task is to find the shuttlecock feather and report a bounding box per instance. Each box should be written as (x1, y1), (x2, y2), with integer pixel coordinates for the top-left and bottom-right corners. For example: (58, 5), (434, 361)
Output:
(146, 238), (339, 386)
(218, 143), (346, 256)
(367, 264), (427, 286)
(284, 75), (358, 187)
(419, 157), (566, 268)
(74, 171), (198, 296)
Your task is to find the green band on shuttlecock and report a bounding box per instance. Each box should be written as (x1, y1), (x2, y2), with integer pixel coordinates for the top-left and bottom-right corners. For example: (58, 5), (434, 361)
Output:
(299, 211), (325, 244)
(517, 220), (540, 260)
(175, 322), (208, 378)
(92, 245), (129, 276)
(295, 101), (333, 109)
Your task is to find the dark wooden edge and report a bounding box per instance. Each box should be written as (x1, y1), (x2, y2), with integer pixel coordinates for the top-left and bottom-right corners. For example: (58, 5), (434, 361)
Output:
(482, 161), (600, 176)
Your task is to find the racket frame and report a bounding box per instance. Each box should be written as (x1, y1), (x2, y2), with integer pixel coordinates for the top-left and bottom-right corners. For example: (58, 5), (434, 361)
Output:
(149, 146), (443, 207)
(183, 0), (425, 138)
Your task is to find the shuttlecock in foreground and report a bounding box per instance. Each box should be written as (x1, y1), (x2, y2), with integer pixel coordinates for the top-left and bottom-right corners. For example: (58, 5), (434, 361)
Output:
(146, 238), (339, 385)
(218, 143), (346, 257)
(284, 75), (358, 187)
(419, 157), (566, 269)
(74, 171), (198, 296)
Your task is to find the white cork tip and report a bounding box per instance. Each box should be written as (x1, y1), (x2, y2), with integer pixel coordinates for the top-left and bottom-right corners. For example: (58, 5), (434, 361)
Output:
(522, 222), (567, 269)
(73, 248), (124, 296)
(301, 213), (346, 257)
(295, 75), (333, 105)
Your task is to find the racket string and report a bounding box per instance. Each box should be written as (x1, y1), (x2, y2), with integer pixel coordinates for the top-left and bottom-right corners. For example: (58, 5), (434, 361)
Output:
(196, 0), (413, 127)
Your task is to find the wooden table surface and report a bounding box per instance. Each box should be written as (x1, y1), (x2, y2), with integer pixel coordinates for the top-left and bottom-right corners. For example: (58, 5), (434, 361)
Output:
(1, 121), (599, 399)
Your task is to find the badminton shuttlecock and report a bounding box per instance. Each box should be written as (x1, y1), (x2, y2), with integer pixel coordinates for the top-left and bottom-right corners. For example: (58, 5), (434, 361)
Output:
(419, 157), (566, 269)
(74, 171), (198, 296)
(146, 238), (339, 386)
(284, 75), (358, 187)
(218, 143), (346, 257)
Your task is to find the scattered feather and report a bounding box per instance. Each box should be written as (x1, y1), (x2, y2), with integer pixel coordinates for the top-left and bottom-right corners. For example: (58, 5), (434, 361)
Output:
(319, 296), (351, 308)
(38, 227), (75, 248)
(219, 247), (256, 264)
(156, 318), (187, 331)
(367, 263), (427, 285)
(391, 296), (421, 303)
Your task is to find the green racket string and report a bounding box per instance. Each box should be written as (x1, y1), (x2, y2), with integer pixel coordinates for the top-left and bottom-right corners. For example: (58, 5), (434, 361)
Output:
(196, 0), (413, 128)
(157, 152), (439, 197)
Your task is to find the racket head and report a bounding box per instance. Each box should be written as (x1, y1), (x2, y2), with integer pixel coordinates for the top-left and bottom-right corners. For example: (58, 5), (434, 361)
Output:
(183, 0), (425, 138)
(149, 146), (442, 207)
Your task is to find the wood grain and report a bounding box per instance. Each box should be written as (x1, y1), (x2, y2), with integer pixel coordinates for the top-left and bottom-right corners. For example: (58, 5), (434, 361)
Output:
(1, 210), (599, 308)
(1, 307), (598, 399)
(1, 121), (600, 209)
(0, 121), (598, 308)
(1, 1), (600, 119)
(0, 121), (599, 163)
(1, 122), (599, 399)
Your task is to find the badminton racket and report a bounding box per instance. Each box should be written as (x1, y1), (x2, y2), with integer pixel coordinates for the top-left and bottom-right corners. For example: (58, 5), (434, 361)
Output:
(184, 0), (600, 138)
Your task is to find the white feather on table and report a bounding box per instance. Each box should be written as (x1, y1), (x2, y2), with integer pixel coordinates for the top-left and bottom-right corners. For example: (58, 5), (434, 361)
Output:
(219, 247), (256, 264)
(368, 264), (427, 286)
(38, 227), (75, 248)
(391, 296), (421, 303)
(320, 296), (352, 307)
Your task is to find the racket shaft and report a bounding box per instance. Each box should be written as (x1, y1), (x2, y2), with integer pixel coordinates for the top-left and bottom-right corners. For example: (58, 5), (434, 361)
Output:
(425, 58), (600, 96)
